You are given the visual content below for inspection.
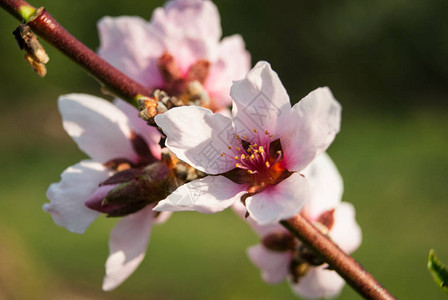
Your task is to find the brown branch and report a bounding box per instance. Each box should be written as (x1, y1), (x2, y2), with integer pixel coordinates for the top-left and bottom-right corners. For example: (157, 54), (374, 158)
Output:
(281, 214), (396, 300)
(1, 0), (152, 102)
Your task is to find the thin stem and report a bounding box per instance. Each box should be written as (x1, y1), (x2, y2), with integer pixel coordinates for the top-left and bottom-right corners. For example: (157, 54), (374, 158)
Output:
(280, 214), (396, 300)
(0, 0), (151, 102)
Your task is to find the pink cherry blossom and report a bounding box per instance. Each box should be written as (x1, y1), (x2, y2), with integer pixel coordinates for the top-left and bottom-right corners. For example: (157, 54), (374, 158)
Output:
(43, 94), (169, 291)
(240, 153), (362, 299)
(97, 0), (250, 112)
(153, 61), (342, 225)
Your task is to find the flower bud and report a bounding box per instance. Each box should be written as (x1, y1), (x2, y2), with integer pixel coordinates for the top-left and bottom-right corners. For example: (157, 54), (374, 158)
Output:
(85, 161), (174, 217)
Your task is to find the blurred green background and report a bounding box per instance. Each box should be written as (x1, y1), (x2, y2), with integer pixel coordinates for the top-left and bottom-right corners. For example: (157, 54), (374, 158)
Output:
(1, 0), (448, 299)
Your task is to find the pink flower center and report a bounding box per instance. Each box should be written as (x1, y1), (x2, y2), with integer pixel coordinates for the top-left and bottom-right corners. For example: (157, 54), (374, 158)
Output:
(222, 129), (286, 187)
(157, 51), (211, 108)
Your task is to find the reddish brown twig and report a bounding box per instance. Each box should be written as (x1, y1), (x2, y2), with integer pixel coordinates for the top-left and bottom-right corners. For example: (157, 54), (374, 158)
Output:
(281, 214), (396, 300)
(1, 0), (151, 102)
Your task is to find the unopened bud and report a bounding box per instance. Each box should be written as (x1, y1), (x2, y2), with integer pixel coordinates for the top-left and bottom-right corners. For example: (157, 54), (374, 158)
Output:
(85, 184), (126, 214)
(262, 231), (296, 252)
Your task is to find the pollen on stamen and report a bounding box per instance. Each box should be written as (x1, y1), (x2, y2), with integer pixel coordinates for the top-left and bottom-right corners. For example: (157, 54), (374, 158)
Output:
(265, 161), (270, 168)
(221, 153), (226, 157)
(243, 136), (248, 140)
(228, 146), (232, 150)
(241, 154), (246, 159)
(236, 147), (241, 151)
(235, 163), (241, 168)
(253, 129), (258, 133)
(234, 156), (239, 160)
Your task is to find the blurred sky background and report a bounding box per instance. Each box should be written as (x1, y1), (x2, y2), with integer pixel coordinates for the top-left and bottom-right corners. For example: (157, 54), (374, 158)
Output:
(1, 0), (448, 299)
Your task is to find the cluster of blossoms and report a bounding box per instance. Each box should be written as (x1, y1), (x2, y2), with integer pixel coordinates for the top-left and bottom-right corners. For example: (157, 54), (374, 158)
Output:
(43, 0), (362, 298)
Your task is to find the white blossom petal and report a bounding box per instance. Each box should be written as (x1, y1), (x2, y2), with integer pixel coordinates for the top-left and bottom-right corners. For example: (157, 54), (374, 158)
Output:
(155, 106), (238, 174)
(114, 99), (162, 160)
(206, 34), (251, 110)
(230, 61), (291, 139)
(150, 0), (221, 70)
(282, 87), (341, 171)
(43, 160), (111, 233)
(97, 16), (164, 87)
(152, 211), (172, 225)
(329, 202), (362, 254)
(102, 205), (154, 291)
(290, 266), (345, 299)
(247, 244), (291, 284)
(59, 94), (137, 163)
(232, 201), (285, 237)
(246, 172), (309, 225)
(153, 176), (247, 214)
(301, 152), (343, 219)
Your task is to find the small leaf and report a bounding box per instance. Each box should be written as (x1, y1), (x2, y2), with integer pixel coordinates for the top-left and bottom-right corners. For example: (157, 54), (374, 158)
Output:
(428, 249), (448, 295)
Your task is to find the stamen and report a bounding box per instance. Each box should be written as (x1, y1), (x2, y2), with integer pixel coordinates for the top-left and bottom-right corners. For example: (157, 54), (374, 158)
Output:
(236, 147), (241, 151)
(228, 146), (232, 150)
(253, 129), (258, 133)
(241, 154), (246, 159)
(221, 153), (226, 156)
(265, 161), (270, 168)
(234, 156), (239, 160)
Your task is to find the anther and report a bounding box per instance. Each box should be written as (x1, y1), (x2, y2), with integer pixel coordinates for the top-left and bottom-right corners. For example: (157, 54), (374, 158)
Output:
(221, 153), (226, 157)
(253, 129), (258, 133)
(228, 146), (232, 150)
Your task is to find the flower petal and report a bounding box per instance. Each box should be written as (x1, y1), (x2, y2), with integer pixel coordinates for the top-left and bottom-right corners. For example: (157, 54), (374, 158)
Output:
(245, 172), (309, 225)
(290, 266), (345, 299)
(114, 99), (162, 160)
(232, 201), (285, 237)
(206, 34), (251, 111)
(153, 176), (247, 214)
(43, 160), (111, 233)
(152, 211), (172, 225)
(329, 202), (362, 254)
(301, 152), (343, 220)
(59, 94), (137, 163)
(247, 244), (291, 284)
(150, 0), (222, 71)
(230, 61), (291, 139)
(97, 16), (164, 87)
(102, 205), (154, 291)
(282, 87), (341, 171)
(155, 106), (238, 174)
